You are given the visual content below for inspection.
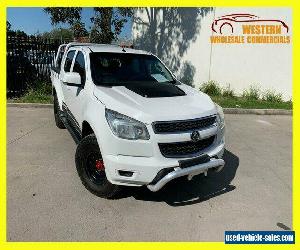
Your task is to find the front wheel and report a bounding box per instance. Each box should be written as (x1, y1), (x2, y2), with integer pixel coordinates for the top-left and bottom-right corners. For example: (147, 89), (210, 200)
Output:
(75, 134), (120, 198)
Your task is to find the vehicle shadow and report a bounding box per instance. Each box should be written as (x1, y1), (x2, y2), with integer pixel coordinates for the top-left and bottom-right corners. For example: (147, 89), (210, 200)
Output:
(116, 149), (239, 206)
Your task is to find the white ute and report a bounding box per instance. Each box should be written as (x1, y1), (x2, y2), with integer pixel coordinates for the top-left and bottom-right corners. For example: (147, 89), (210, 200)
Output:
(51, 42), (225, 198)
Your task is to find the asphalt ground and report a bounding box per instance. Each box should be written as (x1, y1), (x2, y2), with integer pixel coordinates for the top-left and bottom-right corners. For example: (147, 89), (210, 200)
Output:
(7, 107), (292, 241)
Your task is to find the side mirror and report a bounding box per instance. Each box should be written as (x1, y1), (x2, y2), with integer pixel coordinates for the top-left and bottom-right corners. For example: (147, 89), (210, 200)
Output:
(62, 72), (82, 87)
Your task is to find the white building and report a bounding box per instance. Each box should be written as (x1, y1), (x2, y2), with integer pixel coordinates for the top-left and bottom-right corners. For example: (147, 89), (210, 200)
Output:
(133, 7), (292, 100)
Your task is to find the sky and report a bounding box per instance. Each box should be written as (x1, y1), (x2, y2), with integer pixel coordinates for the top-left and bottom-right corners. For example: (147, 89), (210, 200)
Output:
(7, 7), (132, 39)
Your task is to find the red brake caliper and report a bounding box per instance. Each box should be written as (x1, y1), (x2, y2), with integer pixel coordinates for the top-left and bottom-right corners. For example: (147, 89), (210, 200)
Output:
(95, 159), (105, 171)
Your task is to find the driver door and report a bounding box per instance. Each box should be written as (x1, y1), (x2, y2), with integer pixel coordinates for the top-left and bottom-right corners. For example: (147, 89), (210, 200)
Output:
(66, 50), (87, 129)
(60, 49), (78, 129)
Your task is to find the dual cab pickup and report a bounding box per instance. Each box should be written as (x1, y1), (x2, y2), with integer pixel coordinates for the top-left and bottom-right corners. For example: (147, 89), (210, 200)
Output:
(51, 42), (225, 198)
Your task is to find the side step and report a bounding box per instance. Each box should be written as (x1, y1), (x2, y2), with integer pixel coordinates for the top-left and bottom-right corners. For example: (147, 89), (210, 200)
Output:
(59, 112), (81, 144)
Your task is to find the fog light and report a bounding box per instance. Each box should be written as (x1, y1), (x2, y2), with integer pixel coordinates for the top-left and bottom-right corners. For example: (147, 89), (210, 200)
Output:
(118, 170), (134, 177)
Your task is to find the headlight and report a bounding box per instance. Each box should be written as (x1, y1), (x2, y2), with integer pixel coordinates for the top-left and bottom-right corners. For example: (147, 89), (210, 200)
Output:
(215, 103), (225, 128)
(105, 109), (150, 140)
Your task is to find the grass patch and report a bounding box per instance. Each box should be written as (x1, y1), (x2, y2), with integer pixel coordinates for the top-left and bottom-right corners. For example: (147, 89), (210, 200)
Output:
(212, 96), (292, 110)
(9, 81), (53, 104)
(242, 85), (260, 100)
(262, 90), (283, 103)
(200, 81), (292, 110)
(222, 84), (235, 98)
(200, 80), (222, 96)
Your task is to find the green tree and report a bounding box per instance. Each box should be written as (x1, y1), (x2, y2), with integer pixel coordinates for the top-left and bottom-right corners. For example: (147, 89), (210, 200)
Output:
(6, 21), (11, 32)
(6, 21), (15, 36)
(15, 30), (28, 38)
(6, 21), (29, 38)
(44, 7), (82, 26)
(44, 7), (87, 40)
(72, 20), (89, 39)
(90, 7), (132, 43)
(44, 7), (133, 43)
(41, 28), (74, 41)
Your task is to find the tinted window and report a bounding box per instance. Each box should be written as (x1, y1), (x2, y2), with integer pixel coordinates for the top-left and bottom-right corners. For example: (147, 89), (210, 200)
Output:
(56, 45), (66, 69)
(64, 50), (76, 72)
(73, 51), (86, 85)
(90, 53), (174, 86)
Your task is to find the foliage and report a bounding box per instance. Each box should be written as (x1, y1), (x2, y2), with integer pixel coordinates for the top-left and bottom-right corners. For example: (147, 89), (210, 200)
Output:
(90, 7), (133, 43)
(7, 20), (30, 38)
(12, 81), (53, 104)
(43, 7), (82, 26)
(199, 81), (290, 109)
(7, 27), (29, 38)
(44, 7), (133, 43)
(242, 85), (261, 100)
(32, 81), (52, 95)
(200, 80), (222, 96)
(40, 28), (74, 41)
(262, 90), (283, 103)
(7, 21), (11, 32)
(212, 96), (292, 110)
(222, 84), (235, 98)
(71, 20), (89, 39)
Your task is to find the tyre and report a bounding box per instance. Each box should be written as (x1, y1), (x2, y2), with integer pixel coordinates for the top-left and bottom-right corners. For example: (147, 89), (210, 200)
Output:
(53, 94), (65, 129)
(75, 134), (120, 198)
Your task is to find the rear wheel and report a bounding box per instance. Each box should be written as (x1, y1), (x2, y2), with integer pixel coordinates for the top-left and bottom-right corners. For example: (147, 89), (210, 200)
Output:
(53, 94), (65, 129)
(75, 134), (120, 198)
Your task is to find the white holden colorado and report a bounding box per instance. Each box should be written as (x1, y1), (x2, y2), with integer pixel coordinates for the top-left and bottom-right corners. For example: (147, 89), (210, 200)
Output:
(51, 42), (225, 198)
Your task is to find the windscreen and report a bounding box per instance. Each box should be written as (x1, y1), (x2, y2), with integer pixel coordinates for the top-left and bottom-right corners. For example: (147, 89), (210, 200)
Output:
(90, 52), (175, 86)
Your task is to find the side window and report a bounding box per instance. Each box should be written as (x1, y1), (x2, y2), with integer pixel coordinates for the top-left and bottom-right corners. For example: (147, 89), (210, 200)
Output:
(56, 51), (63, 68)
(56, 45), (66, 69)
(64, 50), (76, 72)
(73, 51), (86, 85)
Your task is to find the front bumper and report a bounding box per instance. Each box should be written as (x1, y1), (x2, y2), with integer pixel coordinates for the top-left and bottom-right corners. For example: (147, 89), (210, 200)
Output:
(147, 158), (225, 192)
(103, 139), (225, 188)
(99, 113), (225, 190)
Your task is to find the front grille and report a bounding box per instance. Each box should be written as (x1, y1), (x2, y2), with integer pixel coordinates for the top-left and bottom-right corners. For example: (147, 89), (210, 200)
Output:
(159, 136), (215, 158)
(153, 116), (216, 134)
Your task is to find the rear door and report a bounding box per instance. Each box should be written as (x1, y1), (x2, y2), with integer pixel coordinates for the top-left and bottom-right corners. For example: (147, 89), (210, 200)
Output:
(51, 45), (66, 107)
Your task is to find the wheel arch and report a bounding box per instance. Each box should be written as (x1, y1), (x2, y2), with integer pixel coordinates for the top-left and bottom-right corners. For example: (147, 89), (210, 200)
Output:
(82, 120), (95, 138)
(80, 99), (107, 157)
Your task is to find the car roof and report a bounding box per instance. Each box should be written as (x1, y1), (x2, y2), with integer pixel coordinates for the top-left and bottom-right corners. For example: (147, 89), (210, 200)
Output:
(65, 42), (151, 55)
